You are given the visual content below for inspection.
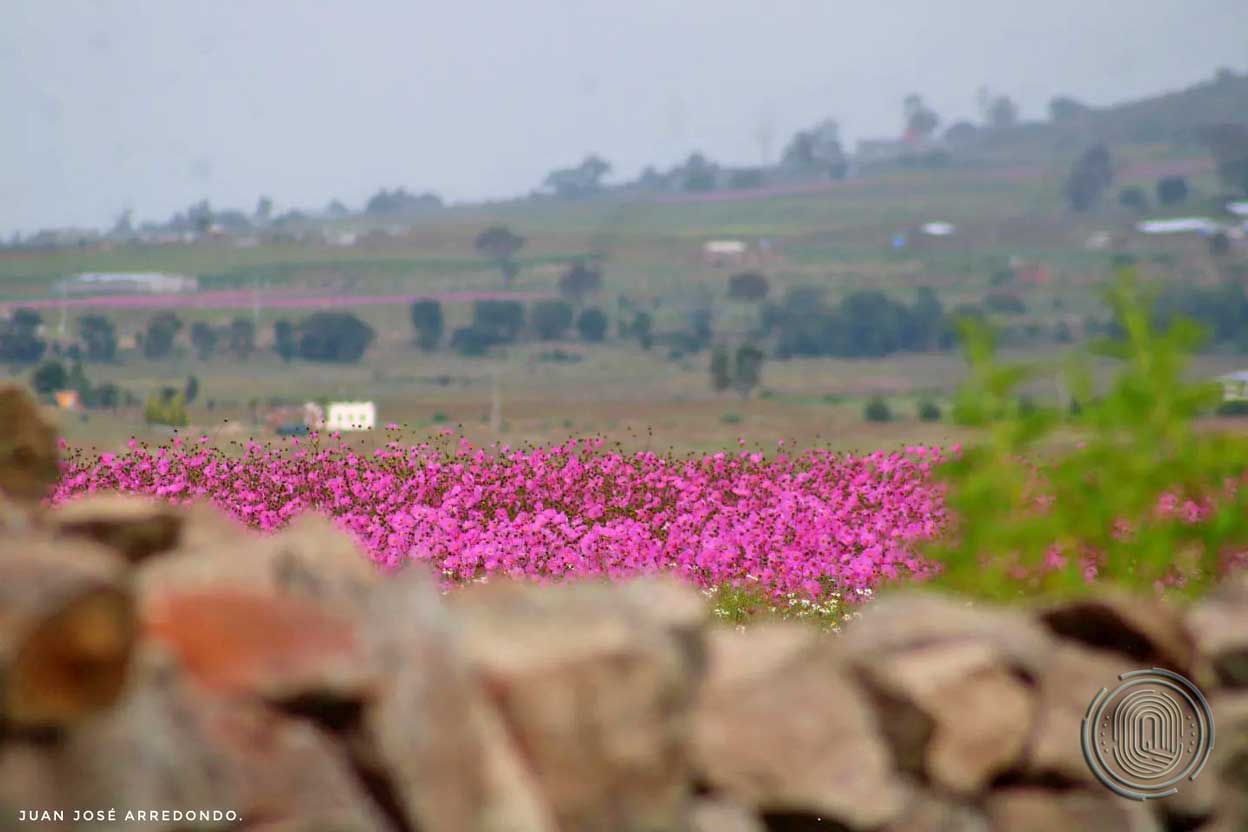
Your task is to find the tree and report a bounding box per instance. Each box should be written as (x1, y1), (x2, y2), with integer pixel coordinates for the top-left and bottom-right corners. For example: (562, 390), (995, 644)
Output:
(228, 317), (256, 358)
(727, 272), (770, 303)
(1199, 124), (1248, 196)
(681, 153), (717, 192)
(630, 310), (654, 349)
(364, 188), (442, 215)
(190, 322), (219, 360)
(709, 346), (732, 392)
(474, 226), (526, 289)
(576, 307), (608, 342)
(450, 327), (493, 357)
(409, 300), (444, 350)
(864, 397), (893, 423)
(943, 121), (979, 146)
(780, 120), (847, 179)
(531, 300), (574, 340)
(296, 312), (376, 363)
(78, 315), (117, 361)
(472, 300), (526, 343)
(733, 343), (765, 398)
(184, 374), (200, 405)
(255, 196), (274, 222)
(989, 96), (1018, 129)
(143, 312), (183, 360)
(1119, 187), (1149, 212)
(903, 94), (940, 140)
(1064, 144), (1113, 212)
(31, 360), (67, 395)
(1157, 176), (1189, 206)
(325, 199), (350, 217)
(0, 308), (47, 364)
(144, 388), (188, 427)
(542, 155), (612, 198)
(1049, 95), (1090, 123)
(558, 262), (603, 304)
(274, 319), (297, 363)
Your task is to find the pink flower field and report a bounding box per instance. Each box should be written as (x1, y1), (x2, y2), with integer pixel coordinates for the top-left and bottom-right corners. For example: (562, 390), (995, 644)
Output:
(52, 434), (949, 602)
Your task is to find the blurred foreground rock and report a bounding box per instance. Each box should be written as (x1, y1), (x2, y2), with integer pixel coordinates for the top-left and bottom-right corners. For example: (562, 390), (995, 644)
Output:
(0, 385), (1246, 831)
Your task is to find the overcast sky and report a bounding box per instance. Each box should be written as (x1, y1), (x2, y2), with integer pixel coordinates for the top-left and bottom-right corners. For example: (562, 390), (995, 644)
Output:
(4, 0), (1246, 235)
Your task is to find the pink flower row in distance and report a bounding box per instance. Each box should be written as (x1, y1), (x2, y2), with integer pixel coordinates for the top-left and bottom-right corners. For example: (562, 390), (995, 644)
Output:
(51, 434), (949, 601)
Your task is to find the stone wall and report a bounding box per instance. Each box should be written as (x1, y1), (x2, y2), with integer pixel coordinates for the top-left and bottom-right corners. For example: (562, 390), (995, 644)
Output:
(0, 387), (1245, 831)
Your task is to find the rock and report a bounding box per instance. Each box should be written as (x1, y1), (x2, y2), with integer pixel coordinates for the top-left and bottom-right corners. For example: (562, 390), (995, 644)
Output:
(985, 787), (1161, 832)
(1162, 693), (1248, 832)
(46, 494), (183, 563)
(451, 577), (709, 832)
(838, 593), (1056, 679)
(1187, 599), (1248, 689)
(694, 625), (909, 830)
(0, 537), (135, 728)
(1038, 592), (1196, 675)
(357, 568), (494, 832)
(0, 386), (59, 505)
(142, 587), (371, 704)
(138, 510), (379, 614)
(1023, 643), (1136, 785)
(855, 640), (1034, 793)
(689, 798), (765, 832)
(62, 646), (391, 831)
(881, 792), (989, 832)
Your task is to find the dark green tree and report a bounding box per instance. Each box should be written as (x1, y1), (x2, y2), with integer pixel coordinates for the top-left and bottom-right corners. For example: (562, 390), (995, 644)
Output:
(409, 299), (444, 350)
(474, 226), (525, 289)
(143, 312), (183, 360)
(576, 307), (608, 342)
(531, 300), (574, 340)
(274, 319), (297, 363)
(78, 315), (117, 361)
(296, 312), (376, 363)
(190, 322), (219, 360)
(31, 360), (68, 394)
(1064, 144), (1113, 212)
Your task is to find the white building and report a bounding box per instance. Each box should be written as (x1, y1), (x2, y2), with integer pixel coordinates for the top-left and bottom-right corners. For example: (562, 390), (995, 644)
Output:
(702, 240), (747, 267)
(326, 401), (376, 432)
(57, 272), (199, 296)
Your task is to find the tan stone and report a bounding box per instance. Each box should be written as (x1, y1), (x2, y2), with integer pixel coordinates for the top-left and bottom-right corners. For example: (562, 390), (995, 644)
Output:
(1023, 643), (1136, 785)
(858, 640), (1034, 793)
(452, 577), (709, 832)
(839, 593), (1056, 679)
(986, 787), (1161, 832)
(0, 386), (59, 505)
(1038, 592), (1196, 675)
(46, 494), (183, 563)
(1187, 599), (1248, 689)
(694, 625), (909, 830)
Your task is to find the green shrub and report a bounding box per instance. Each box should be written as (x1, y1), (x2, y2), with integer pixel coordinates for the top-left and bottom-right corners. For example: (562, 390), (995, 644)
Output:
(720, 412), (743, 424)
(917, 400), (942, 422)
(144, 389), (189, 427)
(930, 270), (1248, 601)
(1216, 400), (1248, 417)
(864, 397), (892, 422)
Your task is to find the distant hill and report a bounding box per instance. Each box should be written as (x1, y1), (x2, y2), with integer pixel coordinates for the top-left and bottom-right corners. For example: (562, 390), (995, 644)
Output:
(1072, 68), (1248, 145)
(953, 69), (1248, 165)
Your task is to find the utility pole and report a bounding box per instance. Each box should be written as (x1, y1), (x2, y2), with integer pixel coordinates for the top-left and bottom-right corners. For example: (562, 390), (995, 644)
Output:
(489, 365), (503, 435)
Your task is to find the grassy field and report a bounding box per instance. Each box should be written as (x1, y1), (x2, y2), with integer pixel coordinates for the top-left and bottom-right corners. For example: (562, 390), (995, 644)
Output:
(5, 148), (1245, 454)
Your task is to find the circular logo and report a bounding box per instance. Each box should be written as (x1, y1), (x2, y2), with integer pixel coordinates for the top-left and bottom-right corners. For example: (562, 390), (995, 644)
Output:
(1081, 668), (1216, 800)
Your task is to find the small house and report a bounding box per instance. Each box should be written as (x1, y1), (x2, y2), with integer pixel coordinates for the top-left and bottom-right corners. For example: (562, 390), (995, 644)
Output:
(702, 240), (747, 267)
(326, 401), (376, 432)
(53, 390), (81, 411)
(1218, 371), (1248, 402)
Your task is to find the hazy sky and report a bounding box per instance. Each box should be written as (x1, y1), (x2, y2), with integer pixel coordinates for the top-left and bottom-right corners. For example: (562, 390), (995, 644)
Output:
(4, 0), (1246, 235)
